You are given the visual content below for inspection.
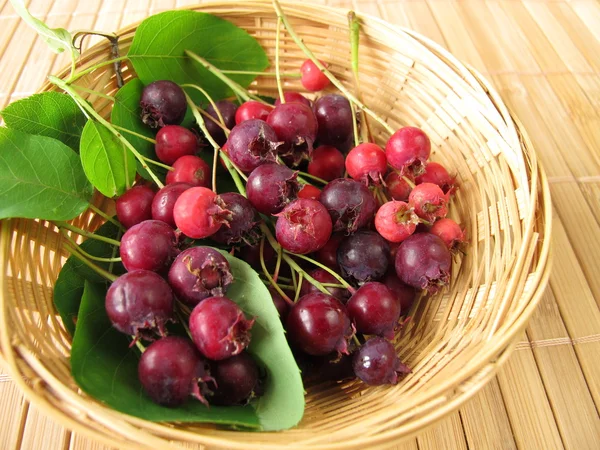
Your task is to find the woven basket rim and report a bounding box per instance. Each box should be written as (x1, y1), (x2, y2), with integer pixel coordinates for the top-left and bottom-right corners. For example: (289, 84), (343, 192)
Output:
(0, 2), (552, 448)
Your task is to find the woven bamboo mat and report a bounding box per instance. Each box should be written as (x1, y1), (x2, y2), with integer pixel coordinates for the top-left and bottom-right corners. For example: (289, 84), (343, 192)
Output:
(0, 0), (599, 448)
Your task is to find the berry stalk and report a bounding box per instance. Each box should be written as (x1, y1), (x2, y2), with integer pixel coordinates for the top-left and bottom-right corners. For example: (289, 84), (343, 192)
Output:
(55, 221), (121, 246)
(275, 17), (285, 104)
(62, 243), (118, 282)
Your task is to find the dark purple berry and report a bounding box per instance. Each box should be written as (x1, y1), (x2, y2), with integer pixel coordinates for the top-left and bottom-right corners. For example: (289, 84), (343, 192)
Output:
(116, 185), (155, 229)
(320, 179), (376, 233)
(151, 182), (193, 228)
(246, 163), (299, 215)
(105, 270), (173, 340)
(138, 336), (213, 406)
(337, 230), (390, 283)
(267, 102), (317, 166)
(211, 193), (260, 246)
(315, 233), (344, 270)
(353, 337), (410, 385)
(120, 220), (179, 273)
(347, 282), (401, 338)
(238, 241), (276, 272)
(313, 94), (353, 147)
(204, 100), (237, 146)
(168, 247), (233, 307)
(227, 119), (281, 173)
(209, 352), (260, 405)
(140, 80), (187, 128)
(382, 270), (417, 314)
(189, 296), (254, 360)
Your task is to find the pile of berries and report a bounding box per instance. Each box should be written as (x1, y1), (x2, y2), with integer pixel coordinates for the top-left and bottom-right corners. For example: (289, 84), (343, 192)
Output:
(106, 58), (467, 408)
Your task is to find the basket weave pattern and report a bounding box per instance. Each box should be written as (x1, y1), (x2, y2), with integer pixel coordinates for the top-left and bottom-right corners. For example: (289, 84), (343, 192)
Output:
(0, 2), (551, 449)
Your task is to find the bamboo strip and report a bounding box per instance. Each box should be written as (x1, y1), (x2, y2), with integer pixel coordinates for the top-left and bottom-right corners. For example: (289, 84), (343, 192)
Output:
(416, 413), (467, 450)
(69, 433), (117, 450)
(0, 374), (28, 450)
(20, 404), (71, 450)
(579, 183), (600, 225)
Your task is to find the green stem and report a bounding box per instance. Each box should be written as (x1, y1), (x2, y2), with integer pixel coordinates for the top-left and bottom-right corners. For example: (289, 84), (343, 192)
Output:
(273, 244), (283, 282)
(275, 17), (285, 104)
(348, 11), (373, 143)
(88, 204), (124, 231)
(140, 156), (173, 171)
(48, 76), (164, 188)
(60, 230), (122, 263)
(55, 221), (121, 246)
(272, 0), (394, 135)
(402, 175), (416, 189)
(294, 272), (303, 302)
(72, 85), (115, 101)
(181, 84), (229, 133)
(287, 251), (355, 293)
(194, 107), (230, 134)
(222, 70), (302, 78)
(352, 334), (361, 347)
(63, 244), (118, 282)
(321, 283), (347, 289)
(290, 266), (298, 291)
(113, 124), (157, 144)
(260, 238), (294, 306)
(66, 55), (129, 84)
(351, 100), (360, 147)
(297, 170), (327, 185)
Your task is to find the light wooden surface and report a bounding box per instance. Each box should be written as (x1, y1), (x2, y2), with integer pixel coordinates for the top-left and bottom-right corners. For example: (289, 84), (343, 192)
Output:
(0, 0), (599, 448)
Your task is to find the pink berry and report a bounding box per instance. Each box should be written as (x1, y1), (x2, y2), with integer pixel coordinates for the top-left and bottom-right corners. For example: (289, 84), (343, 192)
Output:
(297, 184), (321, 200)
(166, 155), (210, 187)
(386, 126), (431, 176)
(385, 172), (413, 202)
(173, 187), (230, 239)
(374, 201), (419, 243)
(308, 145), (345, 181)
(408, 182), (448, 223)
(235, 100), (272, 124)
(347, 282), (401, 339)
(300, 59), (330, 92)
(189, 296), (255, 361)
(155, 125), (198, 165)
(429, 218), (466, 252)
(116, 185), (155, 229)
(415, 162), (456, 195)
(345, 143), (387, 184)
(275, 198), (332, 254)
(274, 92), (312, 107)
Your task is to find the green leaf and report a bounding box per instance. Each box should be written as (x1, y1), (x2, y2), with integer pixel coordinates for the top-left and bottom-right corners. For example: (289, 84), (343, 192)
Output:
(80, 121), (136, 197)
(71, 281), (260, 428)
(128, 11), (269, 103)
(9, 0), (79, 57)
(0, 128), (92, 220)
(0, 92), (87, 150)
(53, 220), (124, 335)
(218, 250), (305, 431)
(70, 251), (304, 430)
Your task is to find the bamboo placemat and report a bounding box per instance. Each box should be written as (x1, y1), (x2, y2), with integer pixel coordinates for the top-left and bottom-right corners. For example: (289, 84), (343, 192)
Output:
(0, 0), (599, 448)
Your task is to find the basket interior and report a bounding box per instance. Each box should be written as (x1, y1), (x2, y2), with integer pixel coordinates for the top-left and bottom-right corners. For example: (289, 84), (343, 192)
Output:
(0, 3), (549, 448)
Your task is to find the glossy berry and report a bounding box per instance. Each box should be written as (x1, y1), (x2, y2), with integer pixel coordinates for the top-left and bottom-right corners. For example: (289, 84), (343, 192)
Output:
(408, 182), (448, 222)
(138, 336), (213, 407)
(151, 182), (193, 228)
(430, 218), (466, 252)
(308, 145), (345, 181)
(267, 102), (318, 166)
(315, 233), (344, 269)
(395, 232), (451, 293)
(274, 91), (311, 107)
(209, 352), (260, 405)
(275, 198), (332, 254)
(212, 193), (259, 245)
(269, 287), (290, 321)
(246, 163), (299, 215)
(300, 59), (330, 92)
(227, 119), (280, 173)
(105, 270), (173, 339)
(313, 94), (353, 147)
(337, 230), (390, 283)
(189, 296), (255, 361)
(155, 125), (198, 165)
(166, 155), (210, 187)
(415, 162), (456, 195)
(286, 292), (352, 356)
(347, 282), (401, 339)
(116, 185), (155, 229)
(375, 200), (419, 243)
(320, 178), (377, 233)
(203, 100), (238, 146)
(168, 247), (233, 307)
(385, 171), (413, 202)
(297, 184), (321, 200)
(385, 126), (431, 176)
(346, 143), (387, 184)
(353, 337), (410, 386)
(140, 80), (187, 128)
(173, 187), (230, 239)
(120, 220), (179, 273)
(235, 100), (272, 124)
(300, 268), (349, 303)
(382, 270), (417, 314)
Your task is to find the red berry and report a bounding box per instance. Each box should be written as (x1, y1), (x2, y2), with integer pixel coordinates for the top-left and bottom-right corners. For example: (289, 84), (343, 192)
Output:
(267, 103), (318, 166)
(429, 218), (466, 252)
(315, 233), (344, 269)
(246, 163), (299, 215)
(381, 270), (417, 314)
(385, 172), (413, 202)
(408, 183), (448, 222)
(226, 119), (280, 174)
(300, 59), (331, 92)
(209, 352), (260, 405)
(189, 296), (255, 361)
(297, 184), (321, 200)
(385, 126), (431, 176)
(274, 91), (311, 107)
(275, 198), (332, 254)
(116, 185), (155, 229)
(308, 145), (345, 181)
(235, 101), (273, 124)
(173, 187), (230, 239)
(415, 162), (456, 195)
(166, 155), (210, 187)
(374, 201), (419, 243)
(120, 220), (179, 273)
(320, 179), (377, 233)
(155, 125), (198, 165)
(151, 182), (193, 228)
(347, 282), (401, 339)
(345, 143), (387, 184)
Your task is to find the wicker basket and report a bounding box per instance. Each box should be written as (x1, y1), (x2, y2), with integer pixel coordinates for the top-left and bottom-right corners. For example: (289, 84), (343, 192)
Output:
(0, 2), (551, 449)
